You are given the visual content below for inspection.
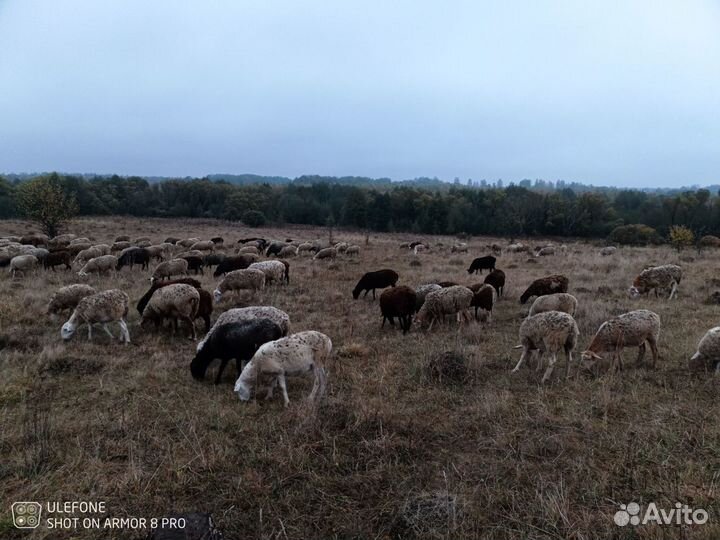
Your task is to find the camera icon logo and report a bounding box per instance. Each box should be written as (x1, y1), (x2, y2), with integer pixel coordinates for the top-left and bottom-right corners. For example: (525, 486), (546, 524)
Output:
(12, 502), (42, 529)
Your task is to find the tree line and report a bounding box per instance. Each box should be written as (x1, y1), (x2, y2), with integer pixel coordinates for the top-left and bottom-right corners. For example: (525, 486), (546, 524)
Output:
(1, 172), (719, 241)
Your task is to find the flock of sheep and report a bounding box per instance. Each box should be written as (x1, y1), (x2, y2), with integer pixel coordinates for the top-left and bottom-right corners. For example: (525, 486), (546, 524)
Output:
(1, 230), (718, 408)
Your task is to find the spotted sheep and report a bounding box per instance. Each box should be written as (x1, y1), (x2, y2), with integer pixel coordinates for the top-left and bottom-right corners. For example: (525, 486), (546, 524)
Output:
(511, 310), (579, 383)
(213, 268), (266, 302)
(248, 260), (287, 285)
(47, 284), (97, 315)
(150, 258), (189, 283)
(141, 283), (200, 340)
(689, 327), (720, 372)
(415, 285), (474, 330)
(628, 264), (682, 299)
(61, 289), (130, 343)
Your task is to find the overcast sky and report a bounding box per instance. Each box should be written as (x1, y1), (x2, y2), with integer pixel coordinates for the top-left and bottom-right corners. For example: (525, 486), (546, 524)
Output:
(1, 1), (719, 187)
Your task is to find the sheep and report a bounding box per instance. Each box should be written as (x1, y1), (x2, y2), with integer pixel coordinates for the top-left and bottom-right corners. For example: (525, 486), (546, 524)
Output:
(67, 242), (92, 255)
(43, 250), (72, 271)
(213, 254), (258, 277)
(412, 244), (426, 255)
(451, 243), (468, 253)
(528, 293), (578, 317)
(238, 245), (260, 255)
(175, 249), (203, 259)
(150, 258), (189, 283)
(164, 237), (180, 244)
(278, 245), (298, 258)
(61, 289), (130, 343)
(114, 235), (131, 242)
(415, 285), (474, 330)
(313, 247), (337, 260)
(352, 269), (399, 300)
(198, 306), (290, 352)
(628, 264), (682, 299)
(92, 244), (111, 255)
(111, 241), (132, 252)
(70, 237), (91, 245)
(506, 243), (527, 253)
(9, 255), (38, 277)
(190, 240), (215, 252)
(27, 247), (48, 261)
(536, 246), (556, 257)
(489, 243), (503, 255)
(144, 245), (166, 261)
(180, 255), (204, 275)
(483, 269), (506, 297)
(345, 245), (360, 256)
(21, 233), (49, 246)
(580, 309), (660, 371)
(116, 247), (150, 270)
(213, 269), (266, 301)
(50, 233), (76, 246)
(266, 242), (287, 257)
(689, 327), (720, 372)
(177, 238), (200, 248)
(511, 311), (579, 383)
(297, 242), (315, 255)
(73, 247), (104, 266)
(234, 330), (331, 406)
(600, 246), (617, 256)
(134, 236), (152, 244)
(334, 242), (349, 253)
(467, 256), (496, 275)
(379, 285), (417, 334)
(203, 253), (226, 268)
(211, 236), (224, 246)
(191, 319), (284, 384)
(136, 277), (212, 331)
(469, 283), (496, 321)
(519, 274), (569, 304)
(47, 284), (97, 315)
(248, 260), (286, 285)
(414, 283), (442, 312)
(78, 255), (118, 276)
(141, 283), (200, 339)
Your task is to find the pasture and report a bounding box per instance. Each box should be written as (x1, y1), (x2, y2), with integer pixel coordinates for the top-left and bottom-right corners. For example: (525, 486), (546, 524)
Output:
(1, 216), (720, 539)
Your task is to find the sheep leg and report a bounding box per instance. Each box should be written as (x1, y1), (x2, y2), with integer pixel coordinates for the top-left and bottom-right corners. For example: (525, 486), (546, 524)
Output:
(535, 350), (544, 372)
(511, 348), (529, 373)
(278, 374), (290, 407)
(118, 320), (130, 343)
(215, 359), (229, 384)
(636, 343), (647, 367)
(182, 315), (196, 340)
(102, 324), (115, 339)
(669, 282), (678, 299)
(565, 349), (573, 380)
(87, 324), (93, 341)
(648, 337), (659, 368)
(541, 352), (557, 384)
(265, 378), (278, 400)
(381, 316), (386, 328)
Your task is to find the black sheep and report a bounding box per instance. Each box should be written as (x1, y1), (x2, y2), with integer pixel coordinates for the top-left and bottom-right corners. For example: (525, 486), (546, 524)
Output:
(469, 283), (495, 320)
(467, 256), (496, 275)
(352, 269), (399, 300)
(483, 269), (506, 297)
(203, 253), (226, 268)
(43, 250), (72, 271)
(380, 286), (417, 334)
(210, 236), (224, 245)
(164, 237), (180, 244)
(180, 255), (204, 275)
(116, 247), (150, 270)
(190, 319), (283, 384)
(213, 254), (256, 277)
(519, 274), (569, 304)
(265, 242), (286, 257)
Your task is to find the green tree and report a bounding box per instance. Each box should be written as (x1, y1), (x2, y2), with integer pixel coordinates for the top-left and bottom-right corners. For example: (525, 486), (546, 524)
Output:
(242, 209), (266, 227)
(668, 225), (694, 251)
(15, 173), (78, 237)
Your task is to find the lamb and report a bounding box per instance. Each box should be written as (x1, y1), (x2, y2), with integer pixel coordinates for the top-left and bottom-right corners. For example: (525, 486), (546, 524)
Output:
(468, 283), (496, 321)
(198, 306), (290, 352)
(519, 274), (569, 304)
(451, 243), (468, 253)
(116, 247), (150, 270)
(352, 269), (399, 300)
(9, 255), (39, 277)
(415, 285), (474, 330)
(141, 283), (200, 339)
(43, 250), (72, 271)
(483, 268), (506, 297)
(528, 293), (578, 317)
(414, 283), (442, 312)
(234, 330), (331, 406)
(61, 289), (130, 342)
(628, 264), (682, 299)
(345, 245), (360, 256)
(213, 268), (266, 301)
(536, 246), (556, 257)
(213, 254), (258, 277)
(467, 256), (496, 275)
(136, 277), (212, 332)
(511, 311), (579, 383)
(278, 245), (298, 258)
(190, 240), (215, 252)
(600, 246), (617, 256)
(580, 310), (660, 371)
(150, 258), (189, 283)
(313, 247), (337, 260)
(248, 260), (286, 285)
(191, 319), (284, 384)
(689, 327), (720, 372)
(47, 284), (97, 315)
(78, 255), (118, 276)
(379, 285), (417, 334)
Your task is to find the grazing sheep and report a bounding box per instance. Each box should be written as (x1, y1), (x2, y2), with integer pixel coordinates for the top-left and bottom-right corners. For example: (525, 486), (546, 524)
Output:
(191, 319), (284, 384)
(415, 285), (474, 330)
(345, 245), (360, 256)
(136, 277), (212, 332)
(234, 330), (331, 406)
(628, 264), (682, 299)
(21, 233), (49, 246)
(506, 243), (527, 253)
(203, 253), (226, 267)
(334, 242), (349, 253)
(248, 260), (286, 285)
(213, 254), (258, 277)
(198, 306), (290, 351)
(519, 274), (569, 304)
(436, 281), (459, 288)
(451, 243), (468, 253)
(111, 241), (132, 252)
(134, 236), (151, 244)
(175, 249), (203, 259)
(70, 237), (91, 245)
(43, 250), (72, 271)
(190, 240), (215, 252)
(414, 283), (442, 312)
(144, 245), (166, 261)
(379, 286), (417, 334)
(278, 245), (298, 258)
(469, 283), (496, 321)
(135, 240), (151, 248)
(114, 235), (131, 242)
(9, 254), (39, 277)
(580, 310), (660, 371)
(689, 327), (720, 372)
(211, 236), (224, 246)
(73, 247), (104, 266)
(78, 255), (118, 276)
(536, 246), (555, 257)
(47, 284), (97, 315)
(528, 293), (578, 317)
(313, 247), (337, 260)
(164, 237), (180, 244)
(352, 269), (399, 300)
(511, 311), (579, 383)
(141, 283), (200, 339)
(61, 289), (130, 342)
(297, 242), (315, 255)
(116, 247), (150, 270)
(51, 233), (76, 246)
(467, 256), (496, 275)
(600, 246), (617, 256)
(413, 244), (426, 255)
(265, 242), (287, 257)
(180, 254), (204, 275)
(177, 238), (200, 248)
(92, 244), (111, 255)
(213, 269), (266, 301)
(150, 258), (189, 283)
(490, 243), (503, 255)
(483, 269), (506, 297)
(238, 245), (260, 255)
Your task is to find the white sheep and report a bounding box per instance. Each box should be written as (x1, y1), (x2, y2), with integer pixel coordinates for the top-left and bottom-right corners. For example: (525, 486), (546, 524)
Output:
(689, 327), (720, 372)
(47, 284), (97, 315)
(190, 240), (215, 252)
(511, 310), (579, 383)
(313, 247), (337, 260)
(73, 247), (103, 266)
(141, 283), (200, 339)
(450, 243), (468, 253)
(61, 289), (130, 342)
(536, 246), (556, 257)
(248, 260), (286, 285)
(628, 264), (682, 299)
(528, 293), (578, 317)
(413, 244), (426, 255)
(150, 258), (189, 283)
(297, 242), (315, 255)
(78, 255), (118, 276)
(414, 283), (442, 312)
(415, 285), (473, 330)
(92, 244), (111, 255)
(345, 245), (360, 256)
(213, 268), (266, 302)
(9, 254), (39, 277)
(600, 246), (617, 256)
(278, 245), (299, 258)
(197, 306), (290, 351)
(238, 245), (259, 255)
(234, 330), (331, 406)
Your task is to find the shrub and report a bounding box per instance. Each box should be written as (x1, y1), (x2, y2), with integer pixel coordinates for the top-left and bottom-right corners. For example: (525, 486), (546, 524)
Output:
(668, 225), (694, 252)
(241, 210), (266, 228)
(699, 235), (720, 248)
(608, 224), (661, 246)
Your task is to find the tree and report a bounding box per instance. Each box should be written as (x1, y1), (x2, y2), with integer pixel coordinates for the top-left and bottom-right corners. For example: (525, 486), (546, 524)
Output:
(668, 225), (694, 251)
(15, 173), (78, 237)
(241, 210), (266, 227)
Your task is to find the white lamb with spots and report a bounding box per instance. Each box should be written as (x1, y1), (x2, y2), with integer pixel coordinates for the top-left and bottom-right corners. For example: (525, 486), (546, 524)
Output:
(689, 327), (720, 372)
(248, 260), (286, 285)
(150, 258), (189, 283)
(528, 293), (578, 317)
(415, 285), (473, 330)
(512, 310), (579, 383)
(213, 268), (266, 302)
(197, 306), (291, 351)
(78, 255), (118, 276)
(61, 289), (130, 342)
(628, 264), (682, 299)
(580, 309), (660, 371)
(141, 283), (200, 340)
(47, 284), (97, 315)
(234, 330), (331, 406)
(9, 254), (38, 277)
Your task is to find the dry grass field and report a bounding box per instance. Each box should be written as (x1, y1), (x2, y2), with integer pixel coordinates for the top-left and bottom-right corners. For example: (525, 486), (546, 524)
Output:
(2, 216), (720, 539)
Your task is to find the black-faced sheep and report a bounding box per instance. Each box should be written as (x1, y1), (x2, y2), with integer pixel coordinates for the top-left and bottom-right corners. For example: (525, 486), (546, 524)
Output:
(141, 283), (200, 340)
(467, 256), (496, 275)
(379, 285), (417, 334)
(415, 285), (473, 330)
(352, 269), (399, 300)
(628, 264), (682, 299)
(528, 293), (577, 317)
(47, 284), (97, 315)
(213, 254), (258, 277)
(519, 274), (569, 304)
(483, 268), (505, 297)
(61, 289), (130, 342)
